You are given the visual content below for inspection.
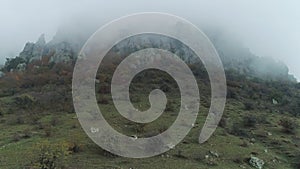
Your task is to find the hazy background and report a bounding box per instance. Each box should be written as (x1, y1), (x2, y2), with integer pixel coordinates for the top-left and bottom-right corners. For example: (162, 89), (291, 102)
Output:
(0, 0), (299, 80)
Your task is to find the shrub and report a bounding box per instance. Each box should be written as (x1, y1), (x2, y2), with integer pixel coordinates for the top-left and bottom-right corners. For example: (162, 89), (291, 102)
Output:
(14, 94), (36, 109)
(293, 153), (300, 169)
(160, 83), (171, 93)
(23, 128), (32, 138)
(243, 114), (257, 128)
(12, 133), (21, 142)
(230, 123), (248, 137)
(279, 118), (298, 134)
(99, 85), (110, 94)
(29, 141), (70, 169)
(130, 95), (141, 103)
(50, 116), (60, 126)
(227, 88), (238, 99)
(135, 123), (147, 133)
(29, 114), (40, 125)
(165, 102), (175, 112)
(7, 115), (24, 125)
(67, 138), (84, 154)
(97, 97), (109, 104)
(174, 150), (187, 159)
(44, 125), (53, 137)
(244, 101), (254, 110)
(219, 117), (227, 128)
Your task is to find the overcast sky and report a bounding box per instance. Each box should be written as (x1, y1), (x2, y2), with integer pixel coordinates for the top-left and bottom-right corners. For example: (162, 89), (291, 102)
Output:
(0, 0), (299, 80)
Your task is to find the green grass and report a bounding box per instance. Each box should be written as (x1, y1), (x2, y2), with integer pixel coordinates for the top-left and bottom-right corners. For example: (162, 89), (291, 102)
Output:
(0, 70), (299, 169)
(0, 94), (299, 169)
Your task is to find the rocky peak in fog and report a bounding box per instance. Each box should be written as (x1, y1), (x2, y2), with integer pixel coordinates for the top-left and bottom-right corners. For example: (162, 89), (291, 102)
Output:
(15, 23), (296, 82)
(19, 34), (46, 62)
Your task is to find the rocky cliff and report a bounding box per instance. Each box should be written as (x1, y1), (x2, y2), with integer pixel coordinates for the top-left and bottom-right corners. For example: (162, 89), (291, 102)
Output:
(11, 24), (297, 82)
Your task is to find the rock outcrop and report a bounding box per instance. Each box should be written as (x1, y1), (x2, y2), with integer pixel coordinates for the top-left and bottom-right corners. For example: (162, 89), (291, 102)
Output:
(19, 34), (77, 64)
(20, 34), (46, 62)
(13, 24), (297, 82)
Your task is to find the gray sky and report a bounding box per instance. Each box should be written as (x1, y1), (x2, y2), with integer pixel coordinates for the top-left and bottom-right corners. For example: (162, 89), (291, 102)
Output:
(0, 0), (299, 80)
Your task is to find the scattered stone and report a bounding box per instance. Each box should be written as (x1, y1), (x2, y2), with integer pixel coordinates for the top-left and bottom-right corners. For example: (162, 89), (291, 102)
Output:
(240, 140), (249, 147)
(272, 99), (278, 105)
(33, 65), (40, 69)
(249, 156), (265, 169)
(239, 165), (246, 169)
(166, 143), (175, 149)
(267, 132), (272, 136)
(90, 127), (99, 133)
(250, 138), (256, 143)
(131, 135), (138, 140)
(209, 150), (219, 158)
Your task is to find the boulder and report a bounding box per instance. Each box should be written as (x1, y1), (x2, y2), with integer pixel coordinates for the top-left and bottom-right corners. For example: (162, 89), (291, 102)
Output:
(209, 150), (219, 158)
(272, 99), (278, 105)
(249, 156), (264, 169)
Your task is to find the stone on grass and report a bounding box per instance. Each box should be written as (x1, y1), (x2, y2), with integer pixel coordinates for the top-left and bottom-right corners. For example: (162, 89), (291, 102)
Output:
(249, 156), (264, 169)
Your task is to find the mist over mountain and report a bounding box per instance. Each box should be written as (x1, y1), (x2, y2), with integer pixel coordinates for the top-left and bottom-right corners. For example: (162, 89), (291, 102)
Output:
(3, 20), (296, 82)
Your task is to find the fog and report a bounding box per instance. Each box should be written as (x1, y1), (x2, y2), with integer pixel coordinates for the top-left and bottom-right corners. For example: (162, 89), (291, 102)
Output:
(0, 0), (299, 80)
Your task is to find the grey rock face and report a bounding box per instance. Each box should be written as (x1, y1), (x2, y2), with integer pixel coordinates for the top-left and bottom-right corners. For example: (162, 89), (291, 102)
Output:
(19, 34), (46, 62)
(112, 34), (198, 64)
(19, 33), (75, 63)
(48, 42), (74, 63)
(19, 42), (35, 61)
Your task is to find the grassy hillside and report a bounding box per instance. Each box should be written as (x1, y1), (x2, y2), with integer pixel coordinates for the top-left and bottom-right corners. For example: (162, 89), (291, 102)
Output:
(0, 61), (299, 169)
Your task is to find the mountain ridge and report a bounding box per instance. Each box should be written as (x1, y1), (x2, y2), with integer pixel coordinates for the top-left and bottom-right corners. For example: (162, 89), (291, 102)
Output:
(1, 25), (297, 82)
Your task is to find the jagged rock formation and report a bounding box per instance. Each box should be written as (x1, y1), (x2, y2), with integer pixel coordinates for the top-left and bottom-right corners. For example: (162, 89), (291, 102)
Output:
(14, 24), (296, 82)
(20, 34), (46, 62)
(47, 42), (75, 63)
(111, 34), (199, 64)
(19, 33), (78, 64)
(111, 33), (296, 82)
